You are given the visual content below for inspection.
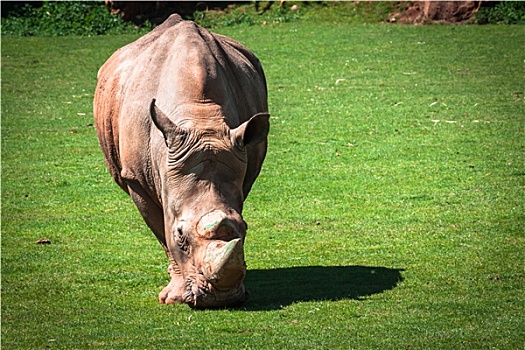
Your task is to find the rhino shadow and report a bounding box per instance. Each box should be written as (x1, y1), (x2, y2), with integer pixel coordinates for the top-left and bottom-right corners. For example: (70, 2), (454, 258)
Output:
(242, 265), (404, 311)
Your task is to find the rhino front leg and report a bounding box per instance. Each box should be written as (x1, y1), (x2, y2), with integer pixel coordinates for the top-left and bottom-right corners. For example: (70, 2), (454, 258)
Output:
(159, 262), (187, 304)
(125, 184), (186, 304)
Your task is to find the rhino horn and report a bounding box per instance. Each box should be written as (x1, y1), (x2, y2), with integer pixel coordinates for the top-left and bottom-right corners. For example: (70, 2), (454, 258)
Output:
(203, 238), (246, 289)
(197, 210), (237, 239)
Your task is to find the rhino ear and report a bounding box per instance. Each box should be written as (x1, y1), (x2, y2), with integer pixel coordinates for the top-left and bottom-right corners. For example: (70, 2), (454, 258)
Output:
(150, 98), (172, 135)
(150, 98), (185, 148)
(231, 113), (270, 149)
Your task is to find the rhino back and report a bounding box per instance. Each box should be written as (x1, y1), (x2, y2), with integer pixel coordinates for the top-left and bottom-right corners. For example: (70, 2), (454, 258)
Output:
(94, 14), (268, 200)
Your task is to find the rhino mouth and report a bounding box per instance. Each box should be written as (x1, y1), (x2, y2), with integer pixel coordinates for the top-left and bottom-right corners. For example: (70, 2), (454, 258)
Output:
(183, 277), (249, 309)
(182, 273), (249, 309)
(182, 238), (249, 309)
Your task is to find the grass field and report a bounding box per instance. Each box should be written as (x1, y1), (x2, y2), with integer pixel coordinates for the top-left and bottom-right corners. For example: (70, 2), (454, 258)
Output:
(2, 20), (524, 349)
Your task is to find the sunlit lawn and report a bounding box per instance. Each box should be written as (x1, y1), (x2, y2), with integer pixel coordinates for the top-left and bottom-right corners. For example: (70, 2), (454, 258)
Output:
(2, 22), (523, 349)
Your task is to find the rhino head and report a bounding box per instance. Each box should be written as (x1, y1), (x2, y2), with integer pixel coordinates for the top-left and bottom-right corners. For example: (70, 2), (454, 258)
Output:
(150, 99), (269, 308)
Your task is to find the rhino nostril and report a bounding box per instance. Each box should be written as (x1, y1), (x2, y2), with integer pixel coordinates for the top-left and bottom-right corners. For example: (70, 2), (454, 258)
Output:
(216, 222), (234, 238)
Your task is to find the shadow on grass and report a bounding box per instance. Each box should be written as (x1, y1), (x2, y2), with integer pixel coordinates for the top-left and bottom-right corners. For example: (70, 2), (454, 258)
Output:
(243, 265), (404, 311)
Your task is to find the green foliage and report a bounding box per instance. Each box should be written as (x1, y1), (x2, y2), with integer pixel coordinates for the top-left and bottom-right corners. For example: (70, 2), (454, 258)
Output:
(476, 2), (525, 24)
(2, 20), (524, 350)
(192, 2), (395, 29)
(1, 1), (151, 36)
(1, 0), (396, 36)
(192, 3), (300, 28)
(299, 1), (396, 24)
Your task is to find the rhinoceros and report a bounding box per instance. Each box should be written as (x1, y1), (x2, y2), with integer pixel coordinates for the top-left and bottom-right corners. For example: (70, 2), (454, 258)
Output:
(93, 14), (269, 308)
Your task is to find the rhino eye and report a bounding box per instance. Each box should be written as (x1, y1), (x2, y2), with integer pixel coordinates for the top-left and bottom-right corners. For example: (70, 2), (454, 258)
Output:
(175, 227), (190, 253)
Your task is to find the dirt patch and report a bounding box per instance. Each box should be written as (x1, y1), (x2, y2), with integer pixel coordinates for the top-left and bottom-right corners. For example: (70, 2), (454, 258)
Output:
(387, 1), (483, 25)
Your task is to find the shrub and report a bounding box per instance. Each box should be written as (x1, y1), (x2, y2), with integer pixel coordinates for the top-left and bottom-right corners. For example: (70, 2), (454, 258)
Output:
(192, 4), (300, 29)
(1, 1), (151, 36)
(476, 1), (525, 24)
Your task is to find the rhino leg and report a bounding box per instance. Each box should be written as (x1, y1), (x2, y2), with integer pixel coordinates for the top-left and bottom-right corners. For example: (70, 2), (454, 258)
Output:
(127, 183), (166, 244)
(127, 185), (186, 304)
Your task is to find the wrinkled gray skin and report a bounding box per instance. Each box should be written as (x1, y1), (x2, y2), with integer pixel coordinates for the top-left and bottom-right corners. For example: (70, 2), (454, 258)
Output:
(93, 14), (269, 308)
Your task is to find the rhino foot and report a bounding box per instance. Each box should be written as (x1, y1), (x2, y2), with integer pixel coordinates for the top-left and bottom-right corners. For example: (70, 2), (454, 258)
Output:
(159, 279), (186, 304)
(159, 264), (186, 304)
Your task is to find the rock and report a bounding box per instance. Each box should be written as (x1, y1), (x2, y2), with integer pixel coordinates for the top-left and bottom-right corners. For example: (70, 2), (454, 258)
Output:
(388, 1), (483, 25)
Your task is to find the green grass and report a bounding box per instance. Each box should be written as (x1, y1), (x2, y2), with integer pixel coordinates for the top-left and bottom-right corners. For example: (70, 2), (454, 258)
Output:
(2, 21), (524, 349)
